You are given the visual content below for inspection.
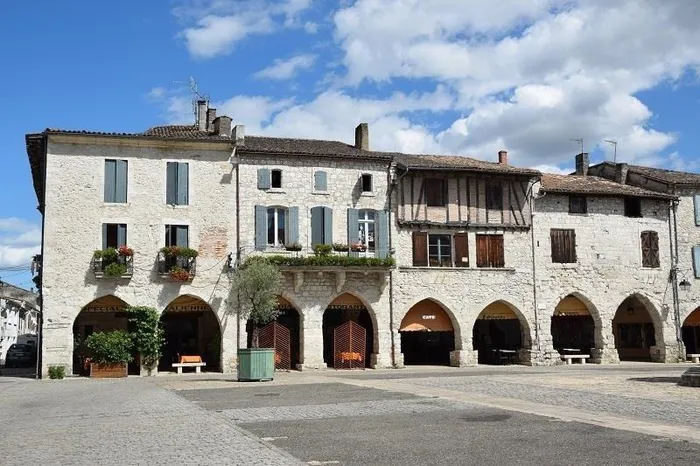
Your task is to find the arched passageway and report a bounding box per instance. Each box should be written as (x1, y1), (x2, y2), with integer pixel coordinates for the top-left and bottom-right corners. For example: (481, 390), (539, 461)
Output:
(247, 296), (302, 370)
(72, 295), (139, 376)
(159, 295), (222, 372)
(613, 296), (657, 361)
(473, 302), (524, 365)
(400, 299), (455, 365)
(682, 308), (700, 355)
(551, 295), (595, 356)
(322, 293), (374, 369)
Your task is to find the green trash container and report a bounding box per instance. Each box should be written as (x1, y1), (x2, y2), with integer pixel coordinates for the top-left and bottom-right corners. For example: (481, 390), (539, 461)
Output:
(237, 348), (275, 382)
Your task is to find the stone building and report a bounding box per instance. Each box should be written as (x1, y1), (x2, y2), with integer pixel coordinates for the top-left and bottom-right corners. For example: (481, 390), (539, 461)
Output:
(25, 100), (700, 376)
(0, 281), (39, 363)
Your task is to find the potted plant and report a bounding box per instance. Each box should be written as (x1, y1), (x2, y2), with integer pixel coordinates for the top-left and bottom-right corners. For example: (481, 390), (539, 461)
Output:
(104, 262), (128, 277)
(284, 243), (302, 252)
(350, 242), (367, 252)
(85, 330), (133, 378)
(126, 306), (164, 376)
(332, 243), (349, 252)
(229, 257), (282, 381)
(169, 266), (192, 281)
(313, 244), (333, 256)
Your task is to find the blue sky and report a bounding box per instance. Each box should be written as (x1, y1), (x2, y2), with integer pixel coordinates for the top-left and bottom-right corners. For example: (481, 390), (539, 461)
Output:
(1, 0), (699, 288)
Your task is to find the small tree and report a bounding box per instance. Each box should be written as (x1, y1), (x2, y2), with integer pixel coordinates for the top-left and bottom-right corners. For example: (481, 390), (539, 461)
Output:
(229, 257), (282, 348)
(85, 331), (133, 365)
(126, 306), (164, 372)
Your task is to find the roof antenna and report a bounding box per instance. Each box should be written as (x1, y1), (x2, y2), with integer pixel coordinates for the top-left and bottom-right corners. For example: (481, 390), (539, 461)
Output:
(604, 139), (618, 164)
(570, 138), (584, 155)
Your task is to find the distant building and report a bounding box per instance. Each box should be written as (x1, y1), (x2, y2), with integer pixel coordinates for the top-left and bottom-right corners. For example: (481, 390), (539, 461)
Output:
(0, 281), (39, 363)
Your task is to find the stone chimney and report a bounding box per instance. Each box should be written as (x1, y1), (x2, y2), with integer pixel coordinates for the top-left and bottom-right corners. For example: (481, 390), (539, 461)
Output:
(206, 108), (217, 131)
(575, 152), (589, 176)
(213, 116), (232, 138)
(615, 163), (628, 184)
(355, 123), (369, 150)
(197, 99), (208, 131)
(233, 124), (245, 146)
(498, 150), (508, 165)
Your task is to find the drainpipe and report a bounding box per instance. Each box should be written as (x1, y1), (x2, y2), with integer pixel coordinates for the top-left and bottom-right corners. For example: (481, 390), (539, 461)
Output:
(528, 179), (541, 358)
(36, 137), (48, 380)
(234, 147), (242, 357)
(669, 198), (683, 361)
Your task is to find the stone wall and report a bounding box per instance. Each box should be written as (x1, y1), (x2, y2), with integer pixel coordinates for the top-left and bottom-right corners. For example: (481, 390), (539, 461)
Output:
(675, 190), (700, 326)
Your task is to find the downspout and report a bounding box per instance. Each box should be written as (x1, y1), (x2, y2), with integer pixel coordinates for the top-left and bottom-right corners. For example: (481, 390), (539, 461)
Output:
(388, 164), (410, 367)
(528, 179), (541, 358)
(669, 198), (683, 361)
(36, 136), (47, 380)
(234, 146), (242, 358)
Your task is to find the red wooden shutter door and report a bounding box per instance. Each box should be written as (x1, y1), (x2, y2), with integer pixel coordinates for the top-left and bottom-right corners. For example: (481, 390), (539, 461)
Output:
(476, 235), (489, 267)
(412, 232), (428, 266)
(454, 233), (469, 267)
(489, 235), (505, 268)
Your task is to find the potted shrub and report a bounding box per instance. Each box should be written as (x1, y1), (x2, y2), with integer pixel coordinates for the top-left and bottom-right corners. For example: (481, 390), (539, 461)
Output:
(169, 266), (192, 281)
(85, 330), (133, 378)
(229, 258), (282, 381)
(313, 244), (333, 256)
(104, 262), (128, 277)
(126, 306), (164, 376)
(350, 242), (367, 252)
(284, 243), (302, 252)
(332, 243), (349, 252)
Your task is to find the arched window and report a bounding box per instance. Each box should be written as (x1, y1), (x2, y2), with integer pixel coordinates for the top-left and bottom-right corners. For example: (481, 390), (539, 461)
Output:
(267, 207), (287, 247)
(358, 210), (375, 251)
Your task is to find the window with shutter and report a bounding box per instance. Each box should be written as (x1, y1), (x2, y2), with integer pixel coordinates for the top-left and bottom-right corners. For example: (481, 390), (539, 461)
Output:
(266, 207), (287, 247)
(486, 182), (503, 210)
(314, 171), (328, 191)
(694, 194), (700, 226)
(311, 206), (332, 245)
(166, 162), (188, 205)
(257, 168), (271, 190)
(104, 160), (128, 203)
(569, 196), (587, 214)
(425, 179), (446, 207)
(476, 234), (505, 268)
(102, 223), (127, 249)
(412, 232), (428, 266)
(693, 245), (700, 278)
(454, 233), (468, 267)
(271, 169), (283, 189)
(640, 231), (660, 268)
(550, 229), (576, 263)
(428, 234), (452, 267)
(165, 225), (189, 247)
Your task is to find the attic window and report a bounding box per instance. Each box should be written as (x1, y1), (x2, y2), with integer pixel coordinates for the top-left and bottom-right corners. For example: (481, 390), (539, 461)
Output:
(624, 197), (642, 218)
(271, 169), (283, 189)
(569, 196), (587, 214)
(361, 173), (373, 192)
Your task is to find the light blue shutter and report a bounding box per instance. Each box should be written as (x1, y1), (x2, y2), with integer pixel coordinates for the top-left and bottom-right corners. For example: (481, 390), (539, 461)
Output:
(287, 207), (299, 245)
(102, 224), (108, 249)
(257, 168), (271, 190)
(117, 224), (127, 247)
(104, 160), (116, 202)
(255, 205), (267, 250)
(166, 162), (178, 204)
(165, 225), (171, 246)
(176, 226), (189, 247)
(115, 160), (128, 203)
(694, 246), (700, 279)
(315, 171), (327, 191)
(375, 210), (389, 259)
(347, 209), (359, 244)
(323, 207), (333, 245)
(694, 194), (700, 226)
(177, 163), (189, 205)
(310, 206), (323, 245)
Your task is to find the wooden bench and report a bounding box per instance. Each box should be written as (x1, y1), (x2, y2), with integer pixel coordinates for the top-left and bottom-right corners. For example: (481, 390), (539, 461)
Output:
(172, 362), (206, 374)
(687, 354), (700, 364)
(561, 354), (590, 365)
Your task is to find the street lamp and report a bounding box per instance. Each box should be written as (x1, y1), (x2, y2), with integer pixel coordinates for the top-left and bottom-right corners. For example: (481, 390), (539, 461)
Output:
(680, 279), (691, 292)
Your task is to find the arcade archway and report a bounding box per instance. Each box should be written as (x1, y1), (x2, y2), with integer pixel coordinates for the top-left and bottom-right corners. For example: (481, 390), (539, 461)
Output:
(612, 295), (658, 361)
(159, 295), (222, 372)
(400, 299), (455, 365)
(473, 301), (525, 365)
(247, 296), (302, 370)
(551, 295), (596, 356)
(682, 307), (700, 355)
(322, 293), (374, 369)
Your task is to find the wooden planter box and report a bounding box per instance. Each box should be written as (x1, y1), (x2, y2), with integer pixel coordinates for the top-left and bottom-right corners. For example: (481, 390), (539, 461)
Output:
(237, 348), (275, 382)
(90, 362), (128, 378)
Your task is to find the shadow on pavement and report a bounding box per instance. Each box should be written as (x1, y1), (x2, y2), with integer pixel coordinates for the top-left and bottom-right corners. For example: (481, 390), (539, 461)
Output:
(627, 376), (681, 384)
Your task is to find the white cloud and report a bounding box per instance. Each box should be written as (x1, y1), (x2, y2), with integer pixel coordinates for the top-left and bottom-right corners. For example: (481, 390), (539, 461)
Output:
(182, 14), (273, 58)
(254, 54), (317, 80)
(0, 218), (41, 268)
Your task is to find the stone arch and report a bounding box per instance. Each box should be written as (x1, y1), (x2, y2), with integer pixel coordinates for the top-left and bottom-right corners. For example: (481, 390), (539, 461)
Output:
(321, 292), (377, 369)
(246, 295), (303, 370)
(681, 306), (700, 355)
(612, 292), (664, 362)
(160, 294), (222, 372)
(402, 297), (463, 348)
(472, 300), (532, 365)
(399, 298), (459, 366)
(550, 292), (602, 356)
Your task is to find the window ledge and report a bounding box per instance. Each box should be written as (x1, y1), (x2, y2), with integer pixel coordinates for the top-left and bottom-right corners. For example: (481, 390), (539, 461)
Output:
(360, 192), (375, 197)
(166, 204), (190, 209)
(312, 191), (330, 196)
(399, 266), (516, 272)
(568, 213), (589, 216)
(267, 188), (286, 194)
(550, 263), (578, 269)
(641, 267), (662, 271)
(103, 202), (130, 206)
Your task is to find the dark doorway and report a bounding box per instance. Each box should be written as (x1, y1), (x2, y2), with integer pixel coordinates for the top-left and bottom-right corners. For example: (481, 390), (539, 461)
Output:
(323, 305), (374, 369)
(613, 296), (657, 361)
(400, 331), (454, 365)
(247, 306), (302, 370)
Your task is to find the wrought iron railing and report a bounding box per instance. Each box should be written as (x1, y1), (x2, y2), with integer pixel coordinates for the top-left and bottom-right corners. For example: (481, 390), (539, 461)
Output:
(157, 252), (197, 279)
(91, 255), (133, 278)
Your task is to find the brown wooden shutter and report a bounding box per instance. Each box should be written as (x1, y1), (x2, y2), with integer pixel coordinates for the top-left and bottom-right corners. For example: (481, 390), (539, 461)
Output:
(641, 231), (659, 268)
(412, 232), (428, 266)
(454, 233), (469, 267)
(476, 235), (489, 267)
(489, 235), (505, 268)
(551, 229), (576, 263)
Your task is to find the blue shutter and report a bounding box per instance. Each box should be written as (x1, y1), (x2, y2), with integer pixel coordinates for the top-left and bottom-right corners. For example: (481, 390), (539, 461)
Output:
(166, 162), (178, 204)
(315, 171), (328, 191)
(176, 226), (189, 247)
(694, 246), (700, 279)
(177, 163), (189, 205)
(694, 194), (700, 226)
(104, 160), (116, 202)
(117, 224), (127, 247)
(375, 210), (389, 259)
(255, 205), (267, 250)
(310, 206), (323, 245)
(257, 168), (271, 190)
(115, 160), (128, 203)
(323, 207), (333, 245)
(347, 209), (359, 244)
(287, 207), (299, 245)
(102, 224), (108, 249)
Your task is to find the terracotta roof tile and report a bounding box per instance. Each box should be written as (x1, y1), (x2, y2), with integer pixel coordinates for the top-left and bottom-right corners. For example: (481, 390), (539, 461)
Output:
(540, 173), (676, 199)
(394, 153), (540, 176)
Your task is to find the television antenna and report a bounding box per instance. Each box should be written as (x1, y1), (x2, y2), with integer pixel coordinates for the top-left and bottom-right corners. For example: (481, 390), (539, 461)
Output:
(172, 77), (209, 120)
(604, 139), (618, 163)
(570, 138), (584, 154)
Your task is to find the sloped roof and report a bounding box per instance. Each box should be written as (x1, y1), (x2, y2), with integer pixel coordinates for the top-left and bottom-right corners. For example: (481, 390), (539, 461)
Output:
(591, 161), (700, 187)
(394, 154), (540, 176)
(540, 173), (676, 199)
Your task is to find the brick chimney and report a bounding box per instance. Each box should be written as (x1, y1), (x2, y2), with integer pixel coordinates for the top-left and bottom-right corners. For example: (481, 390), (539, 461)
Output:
(206, 107), (217, 131)
(355, 123), (369, 150)
(197, 99), (208, 131)
(213, 116), (232, 138)
(614, 163), (628, 184)
(497, 150), (508, 165)
(575, 152), (589, 176)
(233, 124), (245, 146)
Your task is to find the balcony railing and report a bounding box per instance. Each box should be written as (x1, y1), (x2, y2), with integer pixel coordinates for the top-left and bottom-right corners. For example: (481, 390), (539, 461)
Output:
(253, 247), (394, 268)
(91, 255), (133, 279)
(157, 250), (197, 281)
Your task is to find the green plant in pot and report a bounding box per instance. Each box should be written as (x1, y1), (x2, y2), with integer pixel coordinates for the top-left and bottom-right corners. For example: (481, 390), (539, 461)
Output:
(126, 306), (164, 376)
(85, 330), (133, 378)
(229, 257), (282, 381)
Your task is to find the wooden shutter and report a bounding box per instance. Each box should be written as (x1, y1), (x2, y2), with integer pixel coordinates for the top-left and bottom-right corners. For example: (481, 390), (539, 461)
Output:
(310, 206), (323, 245)
(454, 233), (468, 267)
(104, 160), (116, 202)
(177, 163), (189, 205)
(323, 207), (333, 245)
(102, 223), (108, 249)
(166, 162), (178, 204)
(254, 205), (267, 250)
(693, 245), (700, 279)
(176, 226), (189, 247)
(489, 235), (505, 267)
(115, 160), (128, 203)
(257, 168), (271, 190)
(375, 210), (389, 259)
(165, 225), (171, 247)
(315, 171), (328, 191)
(641, 231), (659, 268)
(412, 232), (428, 266)
(117, 224), (127, 247)
(287, 207), (299, 245)
(476, 235), (489, 267)
(347, 209), (359, 244)
(550, 229), (575, 263)
(695, 194), (700, 226)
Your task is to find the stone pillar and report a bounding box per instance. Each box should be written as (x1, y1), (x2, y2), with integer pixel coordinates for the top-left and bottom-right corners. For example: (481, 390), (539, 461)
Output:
(450, 349), (478, 366)
(592, 322), (620, 364)
(392, 330), (404, 368)
(220, 314), (240, 374)
(299, 314), (326, 370)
